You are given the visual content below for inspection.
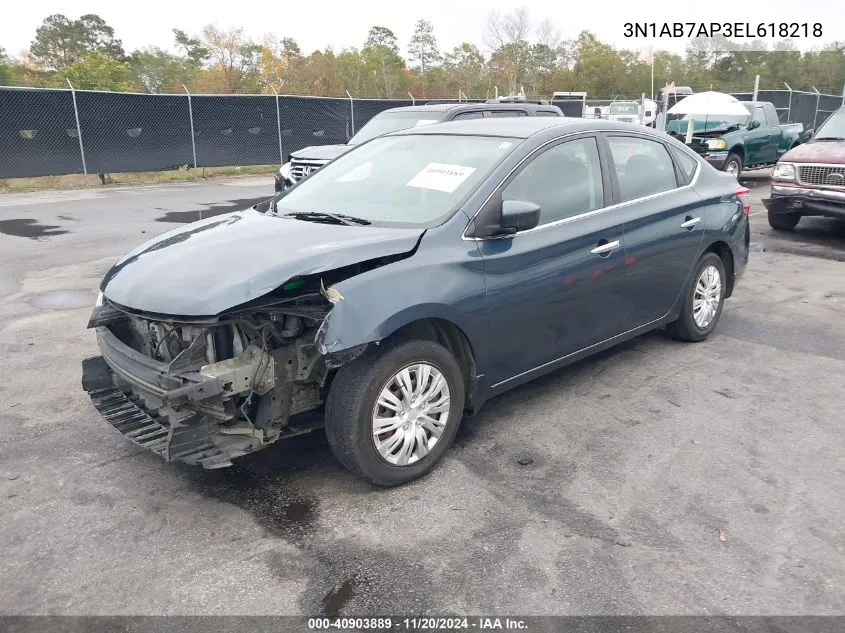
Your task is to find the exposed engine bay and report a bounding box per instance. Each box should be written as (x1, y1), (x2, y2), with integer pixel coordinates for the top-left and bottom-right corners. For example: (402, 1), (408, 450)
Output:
(82, 280), (364, 469)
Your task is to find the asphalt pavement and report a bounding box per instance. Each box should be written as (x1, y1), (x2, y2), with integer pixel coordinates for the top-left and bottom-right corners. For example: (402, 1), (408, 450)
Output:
(1, 174), (844, 616)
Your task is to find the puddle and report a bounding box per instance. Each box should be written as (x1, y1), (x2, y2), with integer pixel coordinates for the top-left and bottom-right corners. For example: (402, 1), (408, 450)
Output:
(321, 577), (359, 617)
(156, 197), (270, 223)
(29, 290), (95, 310)
(0, 218), (70, 239)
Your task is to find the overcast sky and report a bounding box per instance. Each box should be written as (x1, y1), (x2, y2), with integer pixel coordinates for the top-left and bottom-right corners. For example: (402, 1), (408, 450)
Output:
(2, 0), (842, 60)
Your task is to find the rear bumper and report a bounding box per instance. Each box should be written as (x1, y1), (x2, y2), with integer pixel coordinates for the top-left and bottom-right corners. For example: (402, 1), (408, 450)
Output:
(763, 184), (845, 219)
(81, 327), (235, 469)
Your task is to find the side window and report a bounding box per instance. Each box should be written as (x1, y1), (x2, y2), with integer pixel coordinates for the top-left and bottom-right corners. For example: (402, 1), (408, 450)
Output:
(608, 136), (679, 202)
(452, 111), (484, 120)
(488, 110), (527, 117)
(536, 110), (560, 117)
(502, 137), (604, 226)
(764, 104), (779, 126)
(751, 107), (767, 128)
(668, 145), (698, 185)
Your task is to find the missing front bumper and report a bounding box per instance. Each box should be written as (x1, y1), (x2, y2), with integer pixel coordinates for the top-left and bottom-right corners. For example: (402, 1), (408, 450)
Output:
(82, 356), (235, 468)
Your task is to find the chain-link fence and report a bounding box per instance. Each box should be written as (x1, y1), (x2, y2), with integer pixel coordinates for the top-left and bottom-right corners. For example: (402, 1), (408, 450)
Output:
(1, 84), (844, 180)
(0, 85), (453, 179)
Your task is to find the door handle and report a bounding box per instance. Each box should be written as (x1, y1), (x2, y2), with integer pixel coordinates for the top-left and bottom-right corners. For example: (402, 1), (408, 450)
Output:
(590, 240), (620, 255)
(680, 217), (701, 229)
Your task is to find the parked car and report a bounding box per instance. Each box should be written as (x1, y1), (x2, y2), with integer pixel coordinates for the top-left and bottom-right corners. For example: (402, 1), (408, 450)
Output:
(666, 101), (810, 177)
(273, 101), (564, 192)
(763, 105), (845, 230)
(82, 118), (749, 486)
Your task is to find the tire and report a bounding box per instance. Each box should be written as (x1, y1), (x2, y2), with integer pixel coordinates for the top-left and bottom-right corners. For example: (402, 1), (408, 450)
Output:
(768, 210), (801, 231)
(667, 252), (728, 342)
(724, 152), (743, 178)
(324, 338), (466, 486)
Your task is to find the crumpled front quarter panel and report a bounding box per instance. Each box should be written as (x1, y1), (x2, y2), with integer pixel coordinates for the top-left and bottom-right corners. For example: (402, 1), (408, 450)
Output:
(317, 224), (490, 365)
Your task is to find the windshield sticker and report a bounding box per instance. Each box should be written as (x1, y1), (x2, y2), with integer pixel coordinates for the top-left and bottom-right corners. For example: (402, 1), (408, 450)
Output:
(335, 161), (372, 182)
(414, 119), (439, 127)
(406, 163), (476, 193)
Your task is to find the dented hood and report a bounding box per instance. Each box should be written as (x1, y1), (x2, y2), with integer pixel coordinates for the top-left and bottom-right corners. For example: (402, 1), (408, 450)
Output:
(100, 209), (423, 316)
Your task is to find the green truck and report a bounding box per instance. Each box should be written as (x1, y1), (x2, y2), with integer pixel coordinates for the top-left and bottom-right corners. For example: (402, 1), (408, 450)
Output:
(666, 101), (810, 177)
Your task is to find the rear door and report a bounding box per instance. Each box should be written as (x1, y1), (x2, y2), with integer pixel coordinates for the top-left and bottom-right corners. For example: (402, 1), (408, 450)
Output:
(602, 134), (706, 328)
(473, 134), (631, 385)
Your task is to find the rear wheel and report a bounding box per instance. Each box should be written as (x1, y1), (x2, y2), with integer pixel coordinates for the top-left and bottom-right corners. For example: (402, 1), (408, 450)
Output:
(724, 153), (743, 178)
(768, 210), (801, 231)
(324, 339), (465, 486)
(667, 252), (727, 342)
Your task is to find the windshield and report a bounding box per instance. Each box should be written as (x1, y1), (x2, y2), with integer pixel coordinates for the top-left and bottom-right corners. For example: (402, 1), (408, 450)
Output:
(274, 134), (519, 228)
(611, 103), (639, 114)
(666, 111), (750, 130)
(814, 107), (845, 139)
(348, 111), (441, 145)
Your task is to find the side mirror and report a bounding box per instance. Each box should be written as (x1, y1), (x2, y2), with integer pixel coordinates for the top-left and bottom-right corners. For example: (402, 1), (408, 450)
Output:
(748, 120), (761, 130)
(499, 199), (541, 234)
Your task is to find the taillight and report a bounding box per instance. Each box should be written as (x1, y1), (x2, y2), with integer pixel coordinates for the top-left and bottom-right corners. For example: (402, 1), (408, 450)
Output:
(736, 186), (751, 215)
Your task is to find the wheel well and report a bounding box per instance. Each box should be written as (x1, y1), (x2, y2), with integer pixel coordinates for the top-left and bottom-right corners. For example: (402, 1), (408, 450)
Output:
(704, 241), (735, 298)
(384, 318), (478, 408)
(728, 146), (744, 160)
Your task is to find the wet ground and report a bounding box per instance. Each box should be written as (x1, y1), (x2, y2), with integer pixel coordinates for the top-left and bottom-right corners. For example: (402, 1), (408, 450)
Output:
(0, 174), (844, 616)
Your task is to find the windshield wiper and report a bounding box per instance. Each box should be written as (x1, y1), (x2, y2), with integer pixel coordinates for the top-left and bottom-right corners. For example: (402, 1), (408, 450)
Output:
(814, 136), (845, 141)
(282, 211), (371, 226)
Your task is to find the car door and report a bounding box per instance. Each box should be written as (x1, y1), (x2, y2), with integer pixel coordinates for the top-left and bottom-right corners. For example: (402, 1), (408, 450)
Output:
(471, 134), (630, 386)
(745, 106), (770, 165)
(602, 134), (706, 329)
(762, 103), (781, 162)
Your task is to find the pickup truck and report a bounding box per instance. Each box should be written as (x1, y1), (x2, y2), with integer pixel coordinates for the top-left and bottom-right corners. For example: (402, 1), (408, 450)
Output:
(666, 101), (810, 177)
(274, 100), (564, 191)
(763, 105), (845, 231)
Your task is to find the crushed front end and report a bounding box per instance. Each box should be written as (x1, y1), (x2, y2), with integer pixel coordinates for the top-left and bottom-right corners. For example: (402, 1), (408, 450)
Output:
(81, 286), (338, 468)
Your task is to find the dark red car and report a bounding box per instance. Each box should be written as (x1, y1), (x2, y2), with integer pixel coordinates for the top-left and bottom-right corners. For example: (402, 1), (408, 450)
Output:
(764, 105), (845, 230)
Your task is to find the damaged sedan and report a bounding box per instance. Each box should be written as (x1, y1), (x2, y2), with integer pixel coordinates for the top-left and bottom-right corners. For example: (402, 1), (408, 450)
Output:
(82, 117), (749, 486)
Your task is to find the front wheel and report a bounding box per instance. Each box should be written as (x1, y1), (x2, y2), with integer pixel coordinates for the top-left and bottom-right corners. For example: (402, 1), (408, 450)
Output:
(667, 252), (727, 342)
(324, 339), (466, 486)
(768, 210), (801, 231)
(724, 153), (743, 178)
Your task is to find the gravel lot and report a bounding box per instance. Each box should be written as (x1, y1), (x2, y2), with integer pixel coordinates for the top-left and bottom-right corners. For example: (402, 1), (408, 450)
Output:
(1, 174), (844, 616)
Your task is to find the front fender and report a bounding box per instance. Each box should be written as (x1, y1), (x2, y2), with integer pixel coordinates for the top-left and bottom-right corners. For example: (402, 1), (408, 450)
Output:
(312, 233), (488, 366)
(316, 298), (477, 356)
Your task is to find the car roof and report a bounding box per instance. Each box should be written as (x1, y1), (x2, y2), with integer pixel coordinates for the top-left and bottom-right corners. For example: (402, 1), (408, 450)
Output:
(377, 102), (560, 116)
(389, 117), (658, 139)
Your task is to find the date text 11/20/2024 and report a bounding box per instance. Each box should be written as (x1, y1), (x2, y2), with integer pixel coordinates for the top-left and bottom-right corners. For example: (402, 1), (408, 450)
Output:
(623, 22), (823, 38)
(308, 617), (529, 630)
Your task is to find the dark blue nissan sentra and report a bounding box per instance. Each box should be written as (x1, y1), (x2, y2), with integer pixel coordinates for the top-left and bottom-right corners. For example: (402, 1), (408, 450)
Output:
(82, 117), (750, 486)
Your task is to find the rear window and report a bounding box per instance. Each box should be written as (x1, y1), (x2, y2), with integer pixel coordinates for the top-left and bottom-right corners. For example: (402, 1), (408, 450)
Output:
(488, 110), (528, 117)
(348, 112), (441, 144)
(536, 110), (561, 117)
(452, 111), (485, 120)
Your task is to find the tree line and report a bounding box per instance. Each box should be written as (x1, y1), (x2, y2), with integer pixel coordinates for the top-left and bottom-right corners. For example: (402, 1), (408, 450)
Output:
(2, 10), (844, 99)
